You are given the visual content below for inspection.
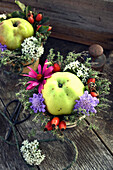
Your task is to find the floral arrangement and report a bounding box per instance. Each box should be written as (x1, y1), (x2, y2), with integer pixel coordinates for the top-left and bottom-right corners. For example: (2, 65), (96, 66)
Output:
(17, 49), (111, 134)
(0, 0), (52, 73)
(20, 139), (45, 166)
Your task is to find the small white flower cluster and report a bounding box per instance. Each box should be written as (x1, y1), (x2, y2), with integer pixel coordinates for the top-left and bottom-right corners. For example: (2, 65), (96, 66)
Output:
(0, 14), (7, 19)
(63, 60), (89, 83)
(20, 139), (45, 166)
(21, 36), (44, 59)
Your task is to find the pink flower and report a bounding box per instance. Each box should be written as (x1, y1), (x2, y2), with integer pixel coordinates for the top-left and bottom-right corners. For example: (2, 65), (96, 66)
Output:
(23, 59), (53, 93)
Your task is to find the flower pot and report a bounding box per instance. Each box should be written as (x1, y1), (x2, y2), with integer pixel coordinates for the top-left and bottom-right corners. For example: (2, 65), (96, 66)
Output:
(21, 58), (39, 74)
(7, 58), (39, 75)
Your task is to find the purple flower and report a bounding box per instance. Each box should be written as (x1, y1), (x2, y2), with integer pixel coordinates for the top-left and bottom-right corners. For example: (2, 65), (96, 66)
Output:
(29, 93), (46, 113)
(74, 91), (99, 116)
(0, 43), (7, 52)
(0, 43), (7, 58)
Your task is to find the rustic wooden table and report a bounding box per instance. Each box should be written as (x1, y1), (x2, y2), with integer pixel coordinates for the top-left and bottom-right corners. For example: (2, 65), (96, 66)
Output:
(0, 37), (113, 170)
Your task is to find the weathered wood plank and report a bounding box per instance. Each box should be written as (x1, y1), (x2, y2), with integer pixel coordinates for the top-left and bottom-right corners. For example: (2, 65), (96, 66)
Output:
(1, 0), (113, 49)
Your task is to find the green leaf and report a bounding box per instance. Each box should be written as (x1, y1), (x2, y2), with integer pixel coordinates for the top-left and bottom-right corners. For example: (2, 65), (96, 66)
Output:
(0, 19), (4, 23)
(38, 25), (49, 33)
(11, 11), (25, 18)
(39, 17), (49, 25)
(25, 5), (32, 18)
(15, 0), (25, 12)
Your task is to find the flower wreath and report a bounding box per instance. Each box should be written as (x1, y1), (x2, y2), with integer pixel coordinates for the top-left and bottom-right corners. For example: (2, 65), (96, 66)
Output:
(0, 0), (51, 73)
(17, 49), (111, 134)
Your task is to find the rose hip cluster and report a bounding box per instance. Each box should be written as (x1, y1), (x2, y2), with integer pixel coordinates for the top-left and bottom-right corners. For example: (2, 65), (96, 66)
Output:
(27, 11), (52, 32)
(87, 78), (99, 97)
(44, 117), (66, 131)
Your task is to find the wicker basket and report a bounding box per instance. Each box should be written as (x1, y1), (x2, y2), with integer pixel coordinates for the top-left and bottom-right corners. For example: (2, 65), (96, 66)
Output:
(66, 115), (86, 128)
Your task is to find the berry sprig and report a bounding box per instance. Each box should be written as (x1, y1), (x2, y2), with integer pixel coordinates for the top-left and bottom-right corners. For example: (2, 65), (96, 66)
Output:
(27, 11), (52, 34)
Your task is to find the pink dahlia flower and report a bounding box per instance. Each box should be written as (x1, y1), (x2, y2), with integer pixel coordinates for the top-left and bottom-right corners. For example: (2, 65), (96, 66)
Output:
(23, 59), (53, 93)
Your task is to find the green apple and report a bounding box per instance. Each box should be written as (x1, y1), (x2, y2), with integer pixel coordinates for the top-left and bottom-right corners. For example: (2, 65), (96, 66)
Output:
(0, 18), (34, 50)
(42, 72), (85, 115)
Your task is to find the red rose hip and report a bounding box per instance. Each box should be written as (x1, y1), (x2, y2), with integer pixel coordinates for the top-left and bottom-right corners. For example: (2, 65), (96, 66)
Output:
(51, 117), (60, 128)
(36, 25), (42, 31)
(53, 63), (61, 72)
(36, 13), (43, 22)
(44, 121), (53, 131)
(48, 26), (52, 31)
(90, 92), (99, 97)
(28, 16), (34, 24)
(87, 78), (95, 84)
(59, 121), (66, 131)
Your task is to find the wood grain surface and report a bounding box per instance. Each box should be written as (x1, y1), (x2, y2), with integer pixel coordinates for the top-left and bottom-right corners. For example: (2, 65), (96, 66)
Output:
(1, 0), (113, 49)
(0, 37), (113, 170)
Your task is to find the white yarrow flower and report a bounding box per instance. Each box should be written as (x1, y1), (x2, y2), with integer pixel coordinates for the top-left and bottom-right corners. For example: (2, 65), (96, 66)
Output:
(63, 60), (89, 83)
(22, 139), (29, 145)
(20, 139), (45, 166)
(0, 14), (7, 19)
(77, 70), (83, 77)
(21, 36), (44, 59)
(74, 60), (80, 67)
